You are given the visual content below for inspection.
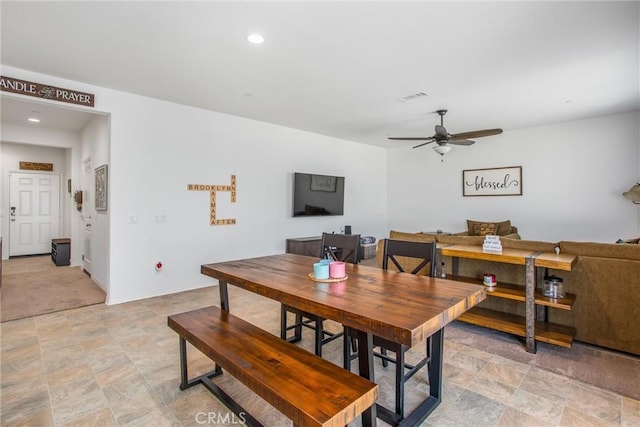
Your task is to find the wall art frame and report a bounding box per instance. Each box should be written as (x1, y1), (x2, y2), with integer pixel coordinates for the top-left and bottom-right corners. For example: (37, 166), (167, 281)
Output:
(95, 164), (108, 211)
(463, 166), (522, 197)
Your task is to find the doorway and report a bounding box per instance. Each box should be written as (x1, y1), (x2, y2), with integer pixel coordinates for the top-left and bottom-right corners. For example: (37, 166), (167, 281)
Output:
(9, 172), (61, 256)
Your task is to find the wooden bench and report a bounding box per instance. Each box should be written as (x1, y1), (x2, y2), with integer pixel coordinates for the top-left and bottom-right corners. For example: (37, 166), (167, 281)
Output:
(168, 306), (378, 427)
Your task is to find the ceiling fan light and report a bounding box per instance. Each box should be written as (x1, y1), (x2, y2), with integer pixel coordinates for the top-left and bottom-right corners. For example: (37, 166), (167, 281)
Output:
(433, 145), (451, 156)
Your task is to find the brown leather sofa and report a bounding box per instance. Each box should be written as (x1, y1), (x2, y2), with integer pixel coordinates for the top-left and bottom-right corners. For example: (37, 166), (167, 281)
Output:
(375, 230), (640, 355)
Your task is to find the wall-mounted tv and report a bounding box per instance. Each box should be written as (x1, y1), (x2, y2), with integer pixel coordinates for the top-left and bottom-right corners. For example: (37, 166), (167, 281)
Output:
(293, 173), (345, 217)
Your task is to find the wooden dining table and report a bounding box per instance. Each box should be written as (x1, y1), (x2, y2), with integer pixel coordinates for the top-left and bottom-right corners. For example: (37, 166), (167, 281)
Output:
(201, 253), (486, 427)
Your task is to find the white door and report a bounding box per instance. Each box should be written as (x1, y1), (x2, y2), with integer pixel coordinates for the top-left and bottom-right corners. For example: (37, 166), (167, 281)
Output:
(9, 172), (61, 256)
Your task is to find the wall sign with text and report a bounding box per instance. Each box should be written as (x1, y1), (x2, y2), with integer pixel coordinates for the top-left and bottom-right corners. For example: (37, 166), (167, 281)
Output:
(187, 175), (237, 225)
(0, 75), (95, 107)
(463, 166), (522, 196)
(19, 161), (53, 171)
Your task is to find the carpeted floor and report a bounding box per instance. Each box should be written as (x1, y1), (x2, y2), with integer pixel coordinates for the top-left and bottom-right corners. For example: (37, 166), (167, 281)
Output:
(1, 255), (106, 322)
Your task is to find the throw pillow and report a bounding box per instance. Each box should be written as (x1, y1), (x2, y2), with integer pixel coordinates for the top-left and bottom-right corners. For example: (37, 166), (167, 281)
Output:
(472, 223), (497, 236)
(467, 219), (512, 236)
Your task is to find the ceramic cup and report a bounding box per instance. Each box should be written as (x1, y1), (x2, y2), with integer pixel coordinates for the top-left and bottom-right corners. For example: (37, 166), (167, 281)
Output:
(329, 261), (346, 279)
(313, 262), (329, 279)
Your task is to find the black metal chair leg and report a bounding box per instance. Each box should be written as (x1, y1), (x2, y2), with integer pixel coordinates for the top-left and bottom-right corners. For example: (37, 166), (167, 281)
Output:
(381, 348), (389, 367)
(293, 312), (303, 342)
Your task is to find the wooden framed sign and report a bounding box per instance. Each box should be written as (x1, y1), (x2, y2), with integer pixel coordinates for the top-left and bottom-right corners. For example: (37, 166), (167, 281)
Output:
(0, 75), (94, 107)
(19, 161), (53, 171)
(463, 166), (522, 196)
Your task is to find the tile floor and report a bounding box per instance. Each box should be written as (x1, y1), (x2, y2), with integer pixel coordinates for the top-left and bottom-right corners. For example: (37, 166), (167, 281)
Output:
(1, 285), (638, 427)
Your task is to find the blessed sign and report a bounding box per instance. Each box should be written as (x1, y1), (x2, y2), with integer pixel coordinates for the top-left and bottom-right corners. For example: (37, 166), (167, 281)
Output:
(0, 76), (95, 107)
(463, 166), (522, 196)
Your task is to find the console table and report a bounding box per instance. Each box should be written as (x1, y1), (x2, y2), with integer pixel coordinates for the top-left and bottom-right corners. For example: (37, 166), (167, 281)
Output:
(285, 236), (322, 257)
(439, 244), (577, 353)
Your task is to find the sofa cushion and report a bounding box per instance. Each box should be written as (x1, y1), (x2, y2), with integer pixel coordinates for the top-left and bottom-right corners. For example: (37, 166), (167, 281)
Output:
(389, 230), (436, 242)
(559, 241), (640, 261)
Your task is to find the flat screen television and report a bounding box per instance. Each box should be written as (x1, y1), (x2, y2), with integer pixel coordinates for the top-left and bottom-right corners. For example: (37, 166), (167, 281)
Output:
(293, 173), (345, 217)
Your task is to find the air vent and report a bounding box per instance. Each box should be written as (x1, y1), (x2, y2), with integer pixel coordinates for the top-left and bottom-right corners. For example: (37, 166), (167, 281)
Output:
(397, 92), (428, 102)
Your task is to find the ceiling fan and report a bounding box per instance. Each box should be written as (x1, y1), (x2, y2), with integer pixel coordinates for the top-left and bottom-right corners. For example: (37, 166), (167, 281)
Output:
(388, 109), (503, 156)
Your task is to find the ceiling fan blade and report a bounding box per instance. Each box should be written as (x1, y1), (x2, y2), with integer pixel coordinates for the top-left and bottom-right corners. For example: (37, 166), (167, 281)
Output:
(388, 136), (436, 141)
(451, 128), (503, 140)
(448, 139), (475, 146)
(412, 140), (435, 149)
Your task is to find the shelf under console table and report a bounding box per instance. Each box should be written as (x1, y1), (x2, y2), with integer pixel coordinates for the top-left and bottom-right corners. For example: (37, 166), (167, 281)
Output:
(439, 244), (577, 353)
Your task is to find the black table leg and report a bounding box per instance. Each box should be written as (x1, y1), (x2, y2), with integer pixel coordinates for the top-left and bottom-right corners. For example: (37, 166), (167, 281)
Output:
(219, 281), (229, 312)
(356, 329), (377, 427)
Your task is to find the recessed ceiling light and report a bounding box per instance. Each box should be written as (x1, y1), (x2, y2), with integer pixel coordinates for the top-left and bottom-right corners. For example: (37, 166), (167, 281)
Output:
(247, 34), (264, 44)
(28, 111), (40, 123)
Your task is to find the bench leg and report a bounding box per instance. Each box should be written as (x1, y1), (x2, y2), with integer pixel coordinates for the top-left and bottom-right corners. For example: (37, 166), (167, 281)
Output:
(178, 336), (222, 390)
(177, 336), (265, 427)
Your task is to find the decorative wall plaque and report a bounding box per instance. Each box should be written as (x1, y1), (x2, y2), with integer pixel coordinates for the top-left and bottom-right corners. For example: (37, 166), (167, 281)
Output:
(463, 166), (522, 196)
(95, 164), (108, 211)
(188, 175), (237, 225)
(1, 75), (95, 107)
(19, 161), (53, 171)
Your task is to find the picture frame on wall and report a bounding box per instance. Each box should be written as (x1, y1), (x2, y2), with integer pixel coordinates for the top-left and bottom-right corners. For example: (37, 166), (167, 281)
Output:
(95, 164), (108, 211)
(463, 166), (522, 196)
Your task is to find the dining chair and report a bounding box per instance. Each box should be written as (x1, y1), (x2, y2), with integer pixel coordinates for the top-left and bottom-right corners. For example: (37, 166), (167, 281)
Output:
(343, 238), (437, 418)
(280, 232), (360, 357)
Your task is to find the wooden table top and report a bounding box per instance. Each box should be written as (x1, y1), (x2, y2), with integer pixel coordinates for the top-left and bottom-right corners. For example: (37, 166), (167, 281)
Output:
(201, 253), (486, 348)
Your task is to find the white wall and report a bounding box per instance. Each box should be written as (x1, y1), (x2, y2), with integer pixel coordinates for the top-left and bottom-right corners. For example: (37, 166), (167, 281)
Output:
(2, 66), (389, 305)
(79, 115), (111, 293)
(387, 110), (640, 242)
(106, 92), (388, 304)
(5, 65), (636, 307)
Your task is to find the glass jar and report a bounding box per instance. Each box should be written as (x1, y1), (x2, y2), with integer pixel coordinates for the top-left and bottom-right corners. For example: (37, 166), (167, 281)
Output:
(543, 275), (564, 298)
